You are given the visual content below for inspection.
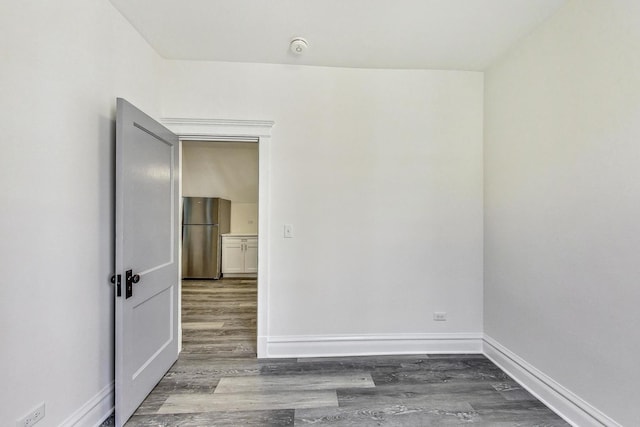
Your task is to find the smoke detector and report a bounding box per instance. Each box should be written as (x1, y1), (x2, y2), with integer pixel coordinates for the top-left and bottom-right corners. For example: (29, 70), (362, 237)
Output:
(289, 37), (308, 55)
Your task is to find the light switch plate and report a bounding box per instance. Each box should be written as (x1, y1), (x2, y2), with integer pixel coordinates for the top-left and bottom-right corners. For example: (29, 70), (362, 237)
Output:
(284, 224), (294, 238)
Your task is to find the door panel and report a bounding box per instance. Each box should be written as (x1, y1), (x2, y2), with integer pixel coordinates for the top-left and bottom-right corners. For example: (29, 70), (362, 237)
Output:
(222, 238), (245, 273)
(131, 286), (173, 371)
(128, 128), (174, 272)
(245, 238), (259, 273)
(115, 98), (179, 427)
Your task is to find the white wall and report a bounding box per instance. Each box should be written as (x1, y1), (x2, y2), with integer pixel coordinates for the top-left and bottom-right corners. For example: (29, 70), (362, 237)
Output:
(484, 1), (640, 425)
(162, 62), (484, 344)
(182, 141), (259, 234)
(229, 203), (259, 234)
(0, 0), (162, 425)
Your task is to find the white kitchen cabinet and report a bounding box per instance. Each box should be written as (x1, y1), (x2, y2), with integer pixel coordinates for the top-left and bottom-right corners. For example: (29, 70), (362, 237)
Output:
(221, 235), (258, 277)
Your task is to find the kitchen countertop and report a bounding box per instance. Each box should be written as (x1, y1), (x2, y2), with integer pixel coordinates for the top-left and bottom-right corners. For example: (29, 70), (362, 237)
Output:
(221, 233), (258, 237)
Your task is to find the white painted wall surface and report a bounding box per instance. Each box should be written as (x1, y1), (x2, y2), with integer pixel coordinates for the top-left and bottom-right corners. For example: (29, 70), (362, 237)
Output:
(484, 1), (640, 425)
(230, 203), (259, 234)
(182, 141), (259, 234)
(0, 1), (161, 425)
(162, 62), (484, 339)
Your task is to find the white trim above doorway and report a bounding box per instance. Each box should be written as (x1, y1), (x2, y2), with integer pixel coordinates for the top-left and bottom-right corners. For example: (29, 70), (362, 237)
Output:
(161, 117), (274, 358)
(161, 118), (274, 140)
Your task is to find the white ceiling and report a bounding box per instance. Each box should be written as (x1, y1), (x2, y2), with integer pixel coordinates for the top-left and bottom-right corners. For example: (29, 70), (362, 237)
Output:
(109, 0), (566, 70)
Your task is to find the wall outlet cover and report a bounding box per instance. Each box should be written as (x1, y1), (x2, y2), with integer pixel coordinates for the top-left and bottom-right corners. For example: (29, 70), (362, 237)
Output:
(17, 402), (45, 427)
(433, 312), (447, 321)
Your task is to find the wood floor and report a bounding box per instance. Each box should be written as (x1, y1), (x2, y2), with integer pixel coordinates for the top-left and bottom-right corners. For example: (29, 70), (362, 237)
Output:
(122, 278), (569, 426)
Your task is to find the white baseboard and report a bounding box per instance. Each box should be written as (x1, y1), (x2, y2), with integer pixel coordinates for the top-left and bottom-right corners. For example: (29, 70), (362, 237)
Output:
(483, 335), (620, 427)
(265, 333), (483, 358)
(59, 381), (114, 427)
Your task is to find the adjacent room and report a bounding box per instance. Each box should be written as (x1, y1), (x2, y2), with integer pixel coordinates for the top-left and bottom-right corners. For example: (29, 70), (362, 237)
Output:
(1, 0), (638, 426)
(181, 140), (259, 356)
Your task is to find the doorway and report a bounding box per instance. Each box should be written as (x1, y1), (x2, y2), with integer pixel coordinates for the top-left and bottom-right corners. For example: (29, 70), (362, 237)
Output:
(162, 117), (274, 358)
(181, 139), (259, 355)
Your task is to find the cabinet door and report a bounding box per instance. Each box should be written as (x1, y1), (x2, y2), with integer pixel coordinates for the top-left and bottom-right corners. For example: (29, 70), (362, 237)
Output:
(244, 237), (258, 273)
(222, 238), (244, 273)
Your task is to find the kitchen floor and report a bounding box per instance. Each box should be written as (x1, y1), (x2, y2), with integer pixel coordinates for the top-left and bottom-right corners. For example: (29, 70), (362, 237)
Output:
(121, 278), (569, 426)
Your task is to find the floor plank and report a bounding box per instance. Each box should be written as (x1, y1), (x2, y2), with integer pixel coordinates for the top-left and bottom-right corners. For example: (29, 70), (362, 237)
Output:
(214, 373), (375, 393)
(158, 390), (339, 413)
(128, 410), (294, 426)
(182, 322), (225, 330)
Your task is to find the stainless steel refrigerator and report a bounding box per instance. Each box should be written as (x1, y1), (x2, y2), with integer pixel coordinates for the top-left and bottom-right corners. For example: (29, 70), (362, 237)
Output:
(182, 197), (231, 279)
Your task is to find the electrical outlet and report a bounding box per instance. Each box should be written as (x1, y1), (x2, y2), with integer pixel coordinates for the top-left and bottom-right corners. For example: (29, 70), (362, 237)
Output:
(433, 312), (447, 321)
(16, 402), (45, 427)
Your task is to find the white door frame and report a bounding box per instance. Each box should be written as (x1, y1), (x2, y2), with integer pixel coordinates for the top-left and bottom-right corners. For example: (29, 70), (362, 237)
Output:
(161, 117), (274, 358)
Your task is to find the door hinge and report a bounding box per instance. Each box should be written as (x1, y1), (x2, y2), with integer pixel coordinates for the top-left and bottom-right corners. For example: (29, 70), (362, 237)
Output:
(111, 274), (122, 297)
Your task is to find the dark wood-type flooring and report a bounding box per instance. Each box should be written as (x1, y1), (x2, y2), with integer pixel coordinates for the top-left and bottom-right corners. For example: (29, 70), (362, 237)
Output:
(122, 278), (569, 426)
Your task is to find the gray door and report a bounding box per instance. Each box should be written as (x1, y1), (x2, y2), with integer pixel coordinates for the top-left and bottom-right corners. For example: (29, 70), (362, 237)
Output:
(114, 98), (179, 426)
